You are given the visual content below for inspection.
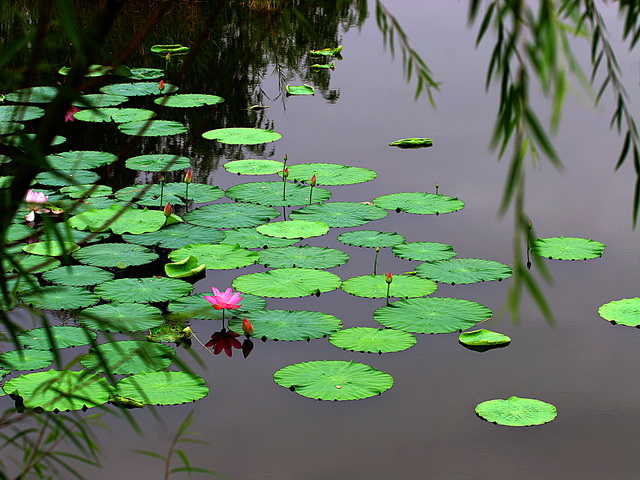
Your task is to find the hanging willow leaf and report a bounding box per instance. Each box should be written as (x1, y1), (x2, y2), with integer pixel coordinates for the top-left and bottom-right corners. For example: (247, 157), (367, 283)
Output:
(475, 396), (557, 426)
(415, 258), (513, 285)
(329, 327), (416, 354)
(342, 274), (437, 298)
(168, 243), (258, 270)
(229, 309), (342, 341)
(373, 192), (464, 215)
(289, 202), (388, 227)
(233, 268), (341, 298)
(78, 303), (165, 332)
(530, 236), (606, 260)
(115, 371), (208, 406)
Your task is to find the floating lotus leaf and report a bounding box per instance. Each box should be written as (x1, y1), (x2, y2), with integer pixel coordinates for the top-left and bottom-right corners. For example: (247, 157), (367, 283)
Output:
(22, 240), (80, 256)
(274, 360), (393, 401)
(94, 277), (192, 303)
(155, 93), (224, 108)
(0, 175), (14, 189)
(122, 223), (224, 249)
(46, 150), (118, 170)
(257, 220), (329, 239)
(5, 86), (59, 103)
(392, 241), (457, 261)
(223, 159), (284, 175)
(258, 245), (349, 269)
(79, 303), (165, 332)
(47, 225), (110, 245)
(146, 323), (191, 344)
(286, 84), (315, 95)
(310, 62), (335, 69)
(168, 243), (258, 270)
(35, 169), (100, 186)
(3, 253), (60, 273)
(221, 227), (299, 249)
(0, 105), (45, 121)
(164, 255), (206, 278)
(374, 192), (464, 215)
(80, 340), (175, 374)
(374, 297), (492, 334)
(69, 205), (169, 234)
(58, 64), (119, 76)
(233, 268), (341, 298)
(0, 154), (11, 164)
(73, 108), (156, 123)
(73, 94), (128, 108)
(309, 45), (343, 56)
(115, 182), (223, 206)
(17, 326), (97, 350)
(1, 133), (66, 147)
(289, 202), (388, 227)
(128, 67), (164, 80)
(125, 154), (191, 172)
(598, 298), (640, 327)
(185, 202), (279, 229)
(342, 274), (437, 299)
(0, 350), (54, 370)
(62, 197), (130, 214)
(0, 122), (24, 135)
(167, 293), (266, 321)
(475, 396), (557, 426)
(282, 163), (377, 185)
(20, 286), (99, 310)
(225, 181), (331, 207)
(338, 230), (406, 248)
(59, 184), (113, 198)
(202, 127), (282, 145)
(415, 258), (513, 285)
(100, 82), (178, 97)
(73, 243), (158, 267)
(229, 309), (342, 341)
(458, 329), (511, 346)
(329, 327), (417, 354)
(388, 138), (433, 148)
(150, 44), (190, 55)
(6, 224), (33, 243)
(530, 236), (606, 260)
(118, 120), (187, 136)
(4, 370), (115, 411)
(116, 371), (208, 406)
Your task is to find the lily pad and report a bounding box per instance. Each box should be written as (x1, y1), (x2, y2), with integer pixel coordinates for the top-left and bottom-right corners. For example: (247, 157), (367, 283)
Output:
(73, 108), (156, 123)
(221, 227), (299, 249)
(184, 203), (280, 229)
(202, 127), (282, 145)
(0, 105), (45, 121)
(35, 169), (100, 186)
(80, 341), (175, 374)
(118, 120), (187, 136)
(5, 86), (59, 103)
(388, 138), (433, 148)
(128, 68), (164, 80)
(274, 360), (393, 401)
(0, 122), (24, 135)
(115, 183), (223, 206)
(341, 274), (437, 298)
(168, 243), (258, 270)
(329, 327), (416, 354)
(94, 277), (192, 303)
(69, 205), (172, 235)
(150, 44), (190, 55)
(458, 329), (511, 346)
(164, 255), (206, 278)
(286, 84), (315, 95)
(73, 94), (128, 108)
(309, 46), (343, 56)
(257, 220), (329, 239)
(392, 241), (457, 262)
(338, 230), (406, 248)
(115, 371), (209, 406)
(415, 258), (513, 285)
(78, 303), (165, 332)
(226, 181), (331, 207)
(598, 298), (640, 327)
(0, 349), (55, 371)
(125, 154), (191, 172)
(100, 82), (178, 97)
(72, 243), (158, 268)
(530, 236), (606, 260)
(223, 159), (284, 175)
(228, 309), (342, 341)
(22, 240), (80, 256)
(1, 133), (66, 147)
(20, 286), (99, 310)
(167, 293), (266, 321)
(374, 192), (464, 215)
(233, 268), (341, 298)
(475, 396), (557, 426)
(289, 202), (388, 227)
(282, 163), (377, 185)
(59, 184), (113, 199)
(122, 223), (224, 249)
(3, 253), (60, 274)
(258, 245), (349, 269)
(17, 326), (97, 350)
(154, 93), (224, 108)
(46, 151), (118, 170)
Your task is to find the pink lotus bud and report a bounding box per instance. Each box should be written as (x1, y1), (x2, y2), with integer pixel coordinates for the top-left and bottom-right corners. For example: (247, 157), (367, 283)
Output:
(165, 52), (171, 60)
(184, 168), (192, 184)
(158, 79), (165, 91)
(385, 271), (393, 284)
(283, 167), (289, 179)
(242, 318), (254, 337)
(163, 202), (172, 217)
(310, 174), (317, 187)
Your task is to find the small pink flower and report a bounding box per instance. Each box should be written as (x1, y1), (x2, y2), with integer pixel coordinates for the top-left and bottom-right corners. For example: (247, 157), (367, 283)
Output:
(64, 105), (80, 122)
(25, 189), (50, 222)
(204, 287), (243, 310)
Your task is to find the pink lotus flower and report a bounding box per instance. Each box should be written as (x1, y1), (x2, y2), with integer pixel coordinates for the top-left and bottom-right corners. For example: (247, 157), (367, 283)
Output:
(205, 329), (242, 357)
(204, 287), (243, 310)
(25, 190), (50, 222)
(65, 105), (80, 122)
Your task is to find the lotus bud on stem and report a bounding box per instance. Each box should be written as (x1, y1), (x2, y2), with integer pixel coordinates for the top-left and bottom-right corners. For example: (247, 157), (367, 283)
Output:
(309, 174), (316, 204)
(163, 202), (172, 225)
(158, 79), (165, 92)
(165, 52), (171, 75)
(242, 318), (254, 337)
(373, 246), (380, 275)
(282, 166), (289, 200)
(435, 183), (439, 195)
(159, 176), (165, 206)
(385, 271), (393, 305)
(184, 168), (192, 210)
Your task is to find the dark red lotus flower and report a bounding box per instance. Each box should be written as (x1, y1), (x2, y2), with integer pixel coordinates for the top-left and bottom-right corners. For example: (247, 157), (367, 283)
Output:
(205, 329), (242, 357)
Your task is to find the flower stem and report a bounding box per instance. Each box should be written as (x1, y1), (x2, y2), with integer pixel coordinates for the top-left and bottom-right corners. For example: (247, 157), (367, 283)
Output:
(373, 246), (380, 275)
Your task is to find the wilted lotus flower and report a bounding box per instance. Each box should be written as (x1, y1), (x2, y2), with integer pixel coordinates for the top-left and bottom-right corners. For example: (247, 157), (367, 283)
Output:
(25, 189), (50, 222)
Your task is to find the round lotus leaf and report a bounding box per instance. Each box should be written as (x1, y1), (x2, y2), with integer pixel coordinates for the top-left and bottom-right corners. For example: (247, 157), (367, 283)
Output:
(309, 45), (343, 56)
(202, 127), (282, 145)
(289, 202), (388, 227)
(123, 223), (224, 249)
(274, 360), (394, 401)
(221, 227), (299, 249)
(63, 197), (131, 214)
(125, 154), (191, 172)
(73, 243), (158, 267)
(115, 182), (223, 206)
(155, 93), (224, 108)
(329, 327), (417, 354)
(94, 277), (192, 303)
(80, 340), (175, 374)
(167, 293), (266, 321)
(35, 169), (100, 186)
(388, 137), (433, 148)
(79, 303), (165, 332)
(58, 64), (116, 76)
(73, 94), (128, 108)
(475, 396), (557, 426)
(286, 84), (315, 95)
(3, 253), (60, 273)
(73, 107), (156, 123)
(4, 370), (115, 411)
(338, 230), (406, 248)
(42, 265), (113, 287)
(598, 298), (640, 327)
(69, 205), (169, 235)
(282, 163), (377, 185)
(6, 224), (33, 243)
(20, 286), (99, 310)
(342, 274), (437, 299)
(45, 150), (118, 170)
(225, 181), (331, 207)
(0, 105), (45, 121)
(373, 192), (464, 215)
(229, 309), (342, 341)
(415, 258), (513, 285)
(100, 82), (178, 97)
(233, 268), (341, 298)
(0, 349), (54, 371)
(164, 255), (206, 278)
(118, 120), (187, 136)
(459, 329), (511, 346)
(257, 220), (329, 239)
(5, 86), (59, 103)
(223, 159), (284, 175)
(168, 243), (258, 269)
(52, 226), (110, 245)
(22, 240), (79, 257)
(150, 44), (189, 54)
(184, 202), (279, 229)
(258, 245), (349, 269)
(128, 68), (164, 80)
(530, 236), (606, 260)
(58, 184), (113, 199)
(116, 371), (208, 406)
(392, 241), (457, 262)
(0, 122), (25, 135)
(17, 326), (97, 350)
(374, 297), (492, 334)
(1, 134), (66, 147)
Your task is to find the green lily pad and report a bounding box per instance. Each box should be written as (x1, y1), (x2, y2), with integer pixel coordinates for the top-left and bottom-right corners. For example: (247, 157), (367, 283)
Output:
(415, 258), (513, 285)
(286, 84), (315, 95)
(289, 202), (388, 227)
(72, 243), (158, 267)
(282, 163), (377, 185)
(80, 340), (175, 374)
(128, 68), (164, 80)
(150, 44), (190, 55)
(20, 286), (99, 310)
(122, 223), (224, 249)
(4, 370), (114, 411)
(310, 62), (335, 69)
(228, 309), (342, 341)
(530, 236), (606, 260)
(233, 268), (341, 298)
(17, 326), (97, 350)
(329, 327), (417, 354)
(0, 105), (45, 121)
(274, 360), (393, 401)
(475, 396), (557, 426)
(258, 245), (349, 269)
(0, 349), (54, 370)
(598, 298), (640, 327)
(374, 297), (492, 334)
(5, 86), (59, 103)
(59, 184), (113, 199)
(94, 277), (192, 303)
(184, 202), (280, 229)
(118, 120), (187, 136)
(154, 93), (224, 108)
(164, 255), (206, 278)
(73, 108), (156, 123)
(458, 329), (511, 346)
(0, 122), (24, 135)
(338, 230), (406, 248)
(115, 183), (223, 206)
(388, 138), (433, 148)
(22, 240), (80, 256)
(373, 192), (464, 215)
(202, 127), (282, 145)
(167, 293), (265, 321)
(46, 150), (118, 170)
(309, 45), (343, 56)
(100, 82), (178, 97)
(35, 169), (100, 186)
(58, 64), (121, 76)
(3, 253), (60, 274)
(168, 243), (258, 270)
(341, 274), (437, 299)
(73, 94), (129, 108)
(392, 241), (457, 262)
(1, 133), (66, 147)
(69, 205), (171, 235)
(125, 154), (191, 172)
(225, 181), (331, 207)
(257, 220), (329, 239)
(223, 159), (284, 175)
(79, 303), (165, 332)
(116, 371), (208, 406)
(221, 227), (299, 249)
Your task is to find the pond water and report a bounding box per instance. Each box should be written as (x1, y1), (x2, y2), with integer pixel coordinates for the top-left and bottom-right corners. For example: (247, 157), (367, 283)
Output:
(3, 1), (640, 479)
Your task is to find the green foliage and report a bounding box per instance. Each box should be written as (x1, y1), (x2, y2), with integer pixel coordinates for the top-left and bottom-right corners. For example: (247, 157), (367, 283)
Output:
(475, 396), (557, 426)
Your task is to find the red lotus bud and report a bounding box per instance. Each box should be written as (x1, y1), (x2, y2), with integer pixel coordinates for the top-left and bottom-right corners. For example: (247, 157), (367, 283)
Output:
(385, 271), (393, 284)
(165, 52), (171, 60)
(283, 167), (289, 179)
(184, 168), (192, 184)
(158, 79), (165, 91)
(242, 318), (254, 336)
(310, 174), (317, 187)
(163, 202), (173, 217)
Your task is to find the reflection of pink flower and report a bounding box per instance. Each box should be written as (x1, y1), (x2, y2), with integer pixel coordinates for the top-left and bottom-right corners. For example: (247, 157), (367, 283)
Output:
(64, 105), (80, 122)
(25, 190), (50, 222)
(205, 329), (242, 357)
(204, 287), (243, 310)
